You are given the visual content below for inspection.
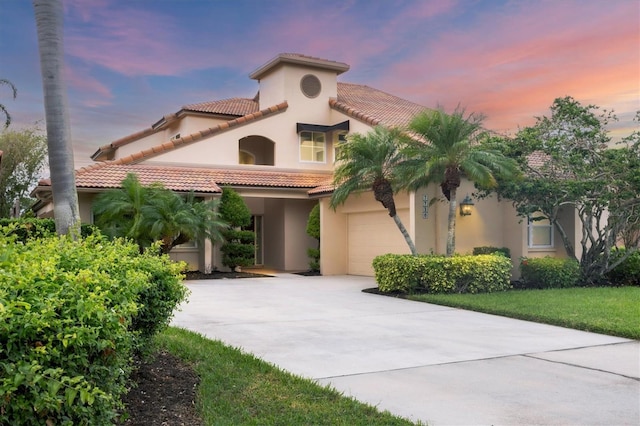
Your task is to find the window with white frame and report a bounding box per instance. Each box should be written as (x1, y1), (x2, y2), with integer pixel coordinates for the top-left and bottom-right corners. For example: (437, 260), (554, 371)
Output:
(299, 131), (325, 162)
(528, 216), (554, 248)
(334, 132), (348, 162)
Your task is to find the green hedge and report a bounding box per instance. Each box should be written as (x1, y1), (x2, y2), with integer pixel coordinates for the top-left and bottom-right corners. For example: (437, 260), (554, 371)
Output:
(607, 249), (640, 287)
(473, 246), (511, 258)
(373, 254), (512, 294)
(0, 218), (97, 242)
(519, 256), (580, 289)
(0, 234), (188, 425)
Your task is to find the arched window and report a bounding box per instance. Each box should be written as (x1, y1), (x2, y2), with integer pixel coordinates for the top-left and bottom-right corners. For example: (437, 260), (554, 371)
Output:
(239, 136), (275, 166)
(239, 150), (256, 165)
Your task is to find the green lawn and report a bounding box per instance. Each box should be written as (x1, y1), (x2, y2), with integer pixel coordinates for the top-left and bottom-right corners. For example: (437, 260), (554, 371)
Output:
(156, 327), (420, 426)
(408, 286), (640, 340)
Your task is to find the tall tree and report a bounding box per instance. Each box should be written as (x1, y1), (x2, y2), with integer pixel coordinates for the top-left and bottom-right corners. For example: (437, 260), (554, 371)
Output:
(93, 173), (227, 254)
(480, 97), (640, 285)
(0, 79), (17, 128)
(330, 126), (417, 255)
(0, 127), (48, 217)
(33, 0), (80, 236)
(405, 107), (519, 256)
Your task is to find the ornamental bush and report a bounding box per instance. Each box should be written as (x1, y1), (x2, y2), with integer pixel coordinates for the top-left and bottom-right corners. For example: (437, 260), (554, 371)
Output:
(219, 188), (255, 270)
(0, 234), (187, 425)
(0, 218), (97, 242)
(306, 203), (320, 272)
(373, 254), (511, 294)
(473, 246), (511, 258)
(606, 249), (640, 287)
(519, 256), (580, 289)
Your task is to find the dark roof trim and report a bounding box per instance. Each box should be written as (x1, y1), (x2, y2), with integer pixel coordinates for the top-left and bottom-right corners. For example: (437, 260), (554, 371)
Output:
(296, 120), (349, 134)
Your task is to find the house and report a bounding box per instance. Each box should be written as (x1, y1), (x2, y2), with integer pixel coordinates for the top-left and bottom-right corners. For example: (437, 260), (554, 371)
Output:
(32, 53), (577, 276)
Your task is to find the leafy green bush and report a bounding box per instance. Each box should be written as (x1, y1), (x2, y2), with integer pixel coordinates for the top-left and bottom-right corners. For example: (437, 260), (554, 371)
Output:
(473, 246), (511, 258)
(0, 217), (97, 241)
(219, 188), (255, 270)
(306, 204), (320, 272)
(307, 248), (320, 271)
(519, 256), (580, 289)
(607, 249), (640, 286)
(373, 254), (511, 294)
(220, 229), (255, 270)
(0, 234), (188, 425)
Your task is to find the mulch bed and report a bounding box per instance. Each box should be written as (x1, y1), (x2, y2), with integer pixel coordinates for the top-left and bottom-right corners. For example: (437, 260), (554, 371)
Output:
(184, 270), (273, 280)
(120, 268), (325, 425)
(120, 351), (202, 426)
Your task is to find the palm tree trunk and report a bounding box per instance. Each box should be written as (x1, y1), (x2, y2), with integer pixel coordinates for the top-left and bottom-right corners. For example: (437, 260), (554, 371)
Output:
(391, 213), (418, 256)
(34, 0), (80, 236)
(446, 187), (457, 256)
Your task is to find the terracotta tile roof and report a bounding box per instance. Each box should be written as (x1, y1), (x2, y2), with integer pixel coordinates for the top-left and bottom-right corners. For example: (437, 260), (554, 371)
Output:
(250, 53), (350, 80)
(39, 164), (332, 194)
(308, 179), (335, 196)
(183, 98), (258, 116)
(334, 82), (428, 128)
(103, 101), (288, 166)
(527, 151), (550, 169)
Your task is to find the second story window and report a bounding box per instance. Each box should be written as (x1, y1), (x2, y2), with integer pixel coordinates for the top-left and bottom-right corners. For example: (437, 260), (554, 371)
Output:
(334, 132), (348, 162)
(300, 131), (325, 163)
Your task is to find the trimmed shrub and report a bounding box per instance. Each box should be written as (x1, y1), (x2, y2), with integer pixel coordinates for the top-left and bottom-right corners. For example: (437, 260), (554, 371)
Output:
(0, 217), (97, 241)
(473, 246), (511, 258)
(219, 188), (255, 270)
(0, 234), (188, 425)
(519, 256), (580, 289)
(220, 229), (256, 270)
(372, 254), (424, 293)
(373, 254), (512, 294)
(607, 249), (640, 286)
(306, 203), (320, 272)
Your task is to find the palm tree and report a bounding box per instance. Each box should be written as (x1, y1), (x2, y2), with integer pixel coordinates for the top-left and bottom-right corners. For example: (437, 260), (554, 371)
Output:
(406, 107), (519, 256)
(33, 0), (80, 236)
(93, 173), (227, 254)
(0, 79), (17, 128)
(330, 126), (417, 255)
(144, 190), (227, 254)
(93, 173), (153, 248)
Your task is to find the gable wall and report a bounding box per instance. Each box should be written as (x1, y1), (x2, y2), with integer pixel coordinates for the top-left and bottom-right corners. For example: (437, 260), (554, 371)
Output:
(114, 115), (228, 160)
(145, 107), (364, 171)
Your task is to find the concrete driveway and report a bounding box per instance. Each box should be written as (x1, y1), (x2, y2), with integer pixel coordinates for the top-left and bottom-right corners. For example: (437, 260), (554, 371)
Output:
(171, 274), (639, 425)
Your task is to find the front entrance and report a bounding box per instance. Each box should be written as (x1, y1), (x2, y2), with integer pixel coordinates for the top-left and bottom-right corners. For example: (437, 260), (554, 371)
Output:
(244, 215), (264, 266)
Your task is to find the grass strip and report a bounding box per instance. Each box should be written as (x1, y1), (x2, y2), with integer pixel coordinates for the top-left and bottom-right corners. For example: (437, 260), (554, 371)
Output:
(156, 327), (420, 426)
(408, 286), (640, 340)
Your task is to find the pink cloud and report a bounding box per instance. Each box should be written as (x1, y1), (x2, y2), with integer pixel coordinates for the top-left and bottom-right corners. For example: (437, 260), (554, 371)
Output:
(65, 65), (113, 107)
(63, 1), (230, 77)
(376, 0), (639, 134)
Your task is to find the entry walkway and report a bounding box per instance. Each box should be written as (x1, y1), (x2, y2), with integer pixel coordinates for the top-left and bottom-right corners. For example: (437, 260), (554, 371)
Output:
(171, 274), (640, 425)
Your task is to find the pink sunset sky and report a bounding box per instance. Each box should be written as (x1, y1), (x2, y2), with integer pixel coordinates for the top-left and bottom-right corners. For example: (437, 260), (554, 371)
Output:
(0, 0), (638, 167)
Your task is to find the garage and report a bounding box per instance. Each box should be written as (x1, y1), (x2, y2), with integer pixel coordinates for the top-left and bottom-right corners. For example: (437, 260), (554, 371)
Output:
(347, 209), (411, 275)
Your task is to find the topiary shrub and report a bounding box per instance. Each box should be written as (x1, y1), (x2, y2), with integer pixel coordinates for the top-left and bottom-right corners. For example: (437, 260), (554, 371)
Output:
(373, 253), (512, 294)
(0, 234), (187, 425)
(519, 256), (580, 289)
(607, 248), (640, 286)
(220, 229), (256, 271)
(473, 246), (511, 258)
(218, 188), (255, 270)
(306, 203), (320, 272)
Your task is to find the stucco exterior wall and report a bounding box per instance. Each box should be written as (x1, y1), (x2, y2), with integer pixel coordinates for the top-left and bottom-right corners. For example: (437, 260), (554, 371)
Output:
(283, 199), (317, 271)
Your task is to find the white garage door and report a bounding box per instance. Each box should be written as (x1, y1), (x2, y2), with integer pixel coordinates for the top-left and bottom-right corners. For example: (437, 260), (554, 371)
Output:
(347, 209), (410, 276)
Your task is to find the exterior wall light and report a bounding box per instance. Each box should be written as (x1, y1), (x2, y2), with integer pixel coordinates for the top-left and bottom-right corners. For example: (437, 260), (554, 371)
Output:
(459, 194), (474, 216)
